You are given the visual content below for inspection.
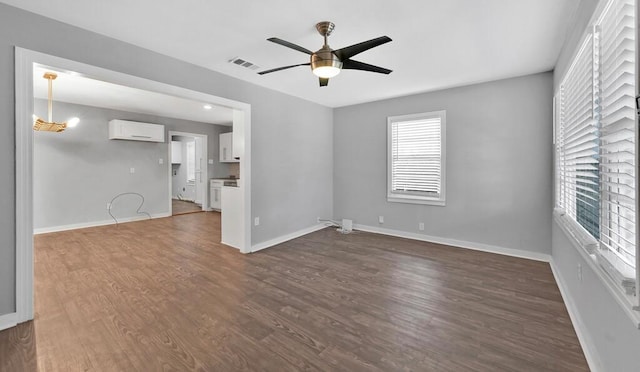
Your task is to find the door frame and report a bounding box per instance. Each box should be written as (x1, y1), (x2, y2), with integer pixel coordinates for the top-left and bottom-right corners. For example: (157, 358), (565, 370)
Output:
(14, 47), (252, 324)
(168, 131), (209, 212)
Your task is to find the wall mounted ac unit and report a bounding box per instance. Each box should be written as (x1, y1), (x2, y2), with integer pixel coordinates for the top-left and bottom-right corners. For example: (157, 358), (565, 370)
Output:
(108, 120), (165, 142)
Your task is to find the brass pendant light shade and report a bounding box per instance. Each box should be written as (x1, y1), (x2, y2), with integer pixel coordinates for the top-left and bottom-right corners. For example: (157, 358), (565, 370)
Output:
(33, 72), (68, 132)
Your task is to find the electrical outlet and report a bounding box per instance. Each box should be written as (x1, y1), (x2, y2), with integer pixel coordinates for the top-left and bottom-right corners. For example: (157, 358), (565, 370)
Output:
(130, 167), (135, 174)
(254, 217), (260, 226)
(378, 216), (384, 224)
(208, 159), (214, 164)
(106, 202), (111, 210)
(159, 158), (164, 164)
(419, 222), (425, 231)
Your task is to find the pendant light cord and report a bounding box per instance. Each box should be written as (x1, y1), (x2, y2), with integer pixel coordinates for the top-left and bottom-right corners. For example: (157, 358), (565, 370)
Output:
(47, 76), (53, 123)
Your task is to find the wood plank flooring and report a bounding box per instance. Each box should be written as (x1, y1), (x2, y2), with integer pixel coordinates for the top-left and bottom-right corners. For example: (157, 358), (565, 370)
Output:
(0, 212), (588, 371)
(171, 199), (203, 216)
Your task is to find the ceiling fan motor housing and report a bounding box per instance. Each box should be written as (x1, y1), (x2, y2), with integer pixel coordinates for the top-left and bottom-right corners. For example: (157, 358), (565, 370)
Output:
(311, 45), (342, 71)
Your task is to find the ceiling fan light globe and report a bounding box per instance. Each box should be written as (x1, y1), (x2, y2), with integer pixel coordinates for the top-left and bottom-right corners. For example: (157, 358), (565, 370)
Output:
(313, 66), (341, 78)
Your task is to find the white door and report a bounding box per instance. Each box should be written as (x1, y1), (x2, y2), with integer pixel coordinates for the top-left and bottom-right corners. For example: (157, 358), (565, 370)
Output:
(194, 137), (204, 206)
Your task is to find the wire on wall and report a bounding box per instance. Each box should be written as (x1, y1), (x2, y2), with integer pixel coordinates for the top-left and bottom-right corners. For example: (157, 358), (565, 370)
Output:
(108, 192), (151, 225)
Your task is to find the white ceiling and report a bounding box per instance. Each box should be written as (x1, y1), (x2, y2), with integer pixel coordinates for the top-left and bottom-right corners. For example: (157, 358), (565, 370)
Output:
(9, 0), (580, 108)
(33, 65), (234, 125)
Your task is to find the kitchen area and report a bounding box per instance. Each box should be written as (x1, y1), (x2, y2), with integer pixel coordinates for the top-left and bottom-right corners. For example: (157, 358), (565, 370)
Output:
(169, 107), (246, 251)
(216, 118), (245, 250)
(209, 132), (239, 211)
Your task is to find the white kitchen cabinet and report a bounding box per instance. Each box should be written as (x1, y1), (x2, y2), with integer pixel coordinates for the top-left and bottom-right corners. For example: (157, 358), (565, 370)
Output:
(232, 109), (244, 159)
(219, 132), (239, 163)
(170, 141), (182, 164)
(209, 179), (223, 210)
(221, 185), (243, 250)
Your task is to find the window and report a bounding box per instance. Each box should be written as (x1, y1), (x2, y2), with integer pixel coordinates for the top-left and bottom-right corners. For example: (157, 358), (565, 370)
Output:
(555, 0), (637, 295)
(387, 111), (446, 205)
(186, 141), (196, 181)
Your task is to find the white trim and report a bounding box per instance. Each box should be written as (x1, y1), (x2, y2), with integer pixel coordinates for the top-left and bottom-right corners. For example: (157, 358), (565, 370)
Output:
(386, 195), (446, 206)
(250, 223), (327, 253)
(353, 224), (551, 262)
(14, 47), (253, 325)
(0, 312), (18, 331)
(33, 213), (172, 235)
(636, 0), (640, 307)
(14, 47), (33, 324)
(553, 215), (640, 328)
(550, 259), (603, 372)
(387, 110), (446, 206)
(241, 108), (252, 253)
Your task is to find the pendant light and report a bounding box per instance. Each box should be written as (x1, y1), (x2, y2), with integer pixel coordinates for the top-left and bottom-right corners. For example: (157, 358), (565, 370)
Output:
(33, 72), (79, 132)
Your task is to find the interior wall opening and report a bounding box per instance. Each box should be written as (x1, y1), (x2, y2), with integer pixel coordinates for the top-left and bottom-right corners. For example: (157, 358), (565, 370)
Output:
(15, 48), (252, 325)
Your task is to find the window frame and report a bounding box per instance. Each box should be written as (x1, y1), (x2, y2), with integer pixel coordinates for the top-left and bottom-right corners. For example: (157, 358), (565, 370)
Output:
(387, 110), (446, 206)
(553, 0), (640, 322)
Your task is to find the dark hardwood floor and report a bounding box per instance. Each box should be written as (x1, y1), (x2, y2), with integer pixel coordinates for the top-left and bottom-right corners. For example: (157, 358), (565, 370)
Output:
(0, 212), (588, 371)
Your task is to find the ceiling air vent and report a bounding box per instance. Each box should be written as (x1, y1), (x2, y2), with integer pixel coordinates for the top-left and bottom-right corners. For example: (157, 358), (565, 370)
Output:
(228, 57), (260, 71)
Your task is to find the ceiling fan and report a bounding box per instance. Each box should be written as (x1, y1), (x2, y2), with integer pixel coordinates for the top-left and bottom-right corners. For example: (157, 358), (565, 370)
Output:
(259, 21), (392, 87)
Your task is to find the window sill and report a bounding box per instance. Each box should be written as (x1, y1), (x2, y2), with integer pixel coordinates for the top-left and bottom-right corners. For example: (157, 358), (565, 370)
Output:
(553, 210), (640, 329)
(387, 195), (445, 206)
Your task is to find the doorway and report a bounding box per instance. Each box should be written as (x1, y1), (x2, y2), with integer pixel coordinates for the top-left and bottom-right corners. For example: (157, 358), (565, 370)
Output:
(169, 132), (208, 216)
(14, 48), (252, 327)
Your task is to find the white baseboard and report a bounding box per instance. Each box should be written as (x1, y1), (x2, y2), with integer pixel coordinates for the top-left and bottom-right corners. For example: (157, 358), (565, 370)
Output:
(0, 312), (17, 331)
(220, 240), (241, 250)
(250, 223), (327, 253)
(353, 224), (551, 262)
(550, 259), (602, 372)
(34, 212), (172, 234)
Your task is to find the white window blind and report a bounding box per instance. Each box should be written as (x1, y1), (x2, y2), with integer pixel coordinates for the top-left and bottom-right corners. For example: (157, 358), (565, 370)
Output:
(596, 0), (637, 287)
(560, 35), (599, 236)
(387, 111), (445, 205)
(555, 0), (637, 293)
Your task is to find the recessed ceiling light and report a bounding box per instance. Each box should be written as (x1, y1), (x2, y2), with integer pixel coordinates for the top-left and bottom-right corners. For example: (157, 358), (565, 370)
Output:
(203, 104), (213, 110)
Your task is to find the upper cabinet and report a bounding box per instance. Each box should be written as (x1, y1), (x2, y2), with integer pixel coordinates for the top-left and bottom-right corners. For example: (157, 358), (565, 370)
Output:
(220, 132), (239, 163)
(171, 141), (182, 164)
(232, 109), (244, 159)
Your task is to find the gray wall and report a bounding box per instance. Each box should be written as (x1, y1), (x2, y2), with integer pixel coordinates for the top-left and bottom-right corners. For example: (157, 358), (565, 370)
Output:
(33, 99), (234, 229)
(334, 72), (553, 255)
(553, 221), (640, 371)
(0, 3), (333, 316)
(551, 0), (640, 370)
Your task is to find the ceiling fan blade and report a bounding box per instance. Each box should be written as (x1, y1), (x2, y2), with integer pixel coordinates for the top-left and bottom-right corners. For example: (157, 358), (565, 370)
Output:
(267, 37), (313, 55)
(258, 63), (311, 75)
(334, 36), (392, 60)
(319, 78), (329, 87)
(342, 59), (392, 74)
